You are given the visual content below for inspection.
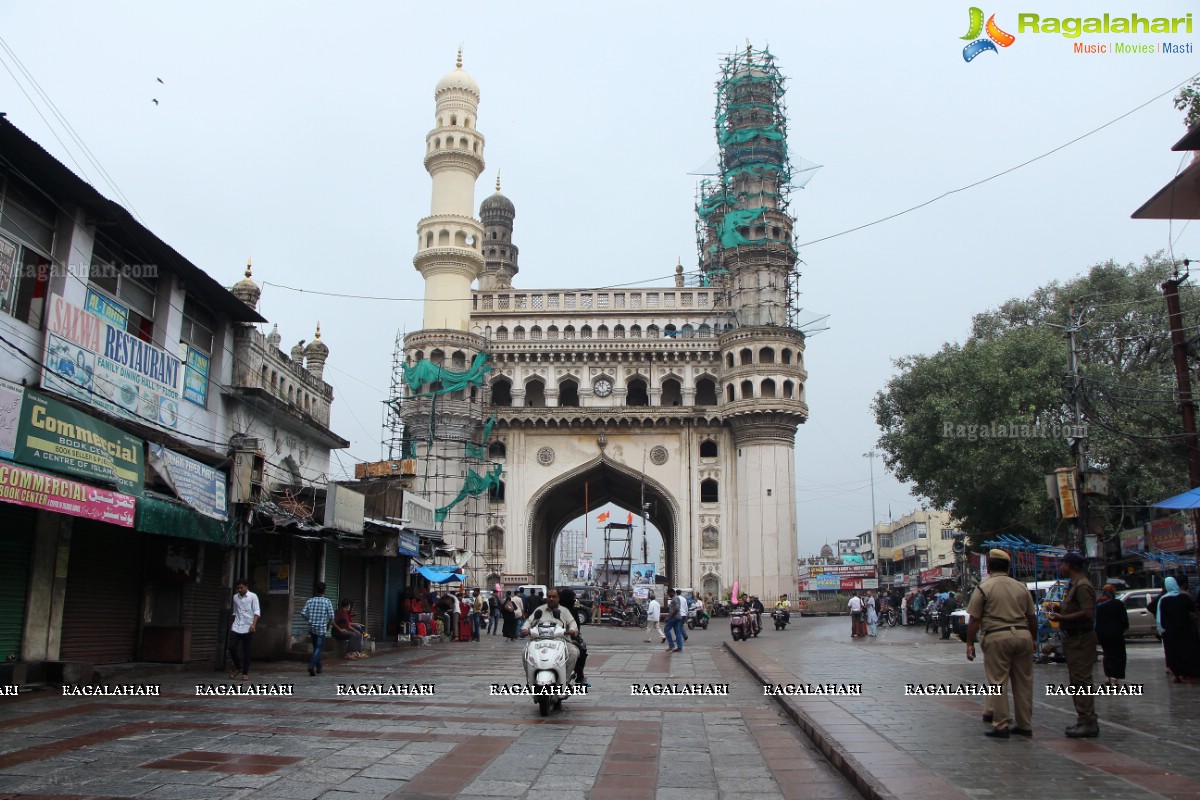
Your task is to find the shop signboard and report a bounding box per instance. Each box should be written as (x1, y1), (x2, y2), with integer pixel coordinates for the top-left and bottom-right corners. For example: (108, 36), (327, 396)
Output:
(42, 293), (182, 430)
(813, 575), (841, 591)
(862, 578), (880, 590)
(805, 564), (876, 578)
(397, 530), (420, 557)
(0, 376), (22, 459)
(840, 578), (861, 591)
(13, 390), (143, 494)
(182, 346), (210, 407)
(1119, 527), (1144, 553)
(1149, 519), (1187, 552)
(632, 563), (655, 585)
(268, 559), (290, 594)
(148, 444), (227, 521)
(0, 459), (135, 526)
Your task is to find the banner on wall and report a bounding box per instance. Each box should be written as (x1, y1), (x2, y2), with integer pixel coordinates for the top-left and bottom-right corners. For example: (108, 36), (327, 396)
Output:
(148, 444), (227, 521)
(631, 563), (655, 585)
(42, 293), (182, 429)
(0, 376), (22, 459)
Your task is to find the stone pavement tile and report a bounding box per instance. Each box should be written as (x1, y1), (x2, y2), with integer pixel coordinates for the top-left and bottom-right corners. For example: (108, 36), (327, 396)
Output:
(459, 778), (534, 795)
(656, 789), (719, 800)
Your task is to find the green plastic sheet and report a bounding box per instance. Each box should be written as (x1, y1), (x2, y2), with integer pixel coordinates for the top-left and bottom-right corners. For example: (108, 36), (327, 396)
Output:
(435, 464), (504, 522)
(403, 352), (492, 395)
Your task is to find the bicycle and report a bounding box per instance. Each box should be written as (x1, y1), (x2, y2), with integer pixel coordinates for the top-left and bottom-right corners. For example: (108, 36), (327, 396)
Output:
(879, 607), (899, 628)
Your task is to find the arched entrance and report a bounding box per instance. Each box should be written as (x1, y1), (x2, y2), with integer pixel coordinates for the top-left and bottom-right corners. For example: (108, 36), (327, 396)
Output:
(527, 456), (678, 587)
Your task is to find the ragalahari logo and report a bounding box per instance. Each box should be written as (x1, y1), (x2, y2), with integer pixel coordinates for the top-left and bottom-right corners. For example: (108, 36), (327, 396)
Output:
(962, 7), (1016, 61)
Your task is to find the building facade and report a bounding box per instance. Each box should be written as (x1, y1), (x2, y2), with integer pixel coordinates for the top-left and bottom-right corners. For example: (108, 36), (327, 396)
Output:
(399, 48), (810, 601)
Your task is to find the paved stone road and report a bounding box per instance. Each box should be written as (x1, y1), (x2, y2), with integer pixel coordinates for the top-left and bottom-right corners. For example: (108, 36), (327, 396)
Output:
(0, 623), (856, 800)
(734, 615), (1200, 800)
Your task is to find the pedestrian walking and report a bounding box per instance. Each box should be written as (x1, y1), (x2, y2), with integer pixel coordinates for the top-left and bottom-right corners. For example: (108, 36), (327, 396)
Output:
(1094, 583), (1129, 687)
(866, 592), (878, 637)
(644, 592), (664, 643)
(501, 591), (518, 641)
(227, 579), (260, 680)
(1049, 553), (1099, 738)
(1156, 576), (1200, 682)
(301, 581), (335, 677)
(665, 589), (685, 652)
(965, 549), (1036, 738)
(848, 593), (864, 638)
(487, 592), (501, 635)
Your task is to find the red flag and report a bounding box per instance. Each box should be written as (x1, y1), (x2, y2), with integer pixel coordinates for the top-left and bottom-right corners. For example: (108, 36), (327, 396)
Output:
(597, 512), (610, 523)
(627, 512), (634, 524)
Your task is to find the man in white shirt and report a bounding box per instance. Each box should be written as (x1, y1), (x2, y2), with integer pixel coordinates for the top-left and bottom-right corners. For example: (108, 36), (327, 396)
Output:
(228, 580), (260, 679)
(644, 592), (664, 644)
(848, 593), (864, 639)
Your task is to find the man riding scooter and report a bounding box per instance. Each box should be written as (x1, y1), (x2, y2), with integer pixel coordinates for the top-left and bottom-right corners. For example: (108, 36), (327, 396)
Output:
(775, 594), (792, 625)
(748, 595), (765, 636)
(527, 588), (589, 687)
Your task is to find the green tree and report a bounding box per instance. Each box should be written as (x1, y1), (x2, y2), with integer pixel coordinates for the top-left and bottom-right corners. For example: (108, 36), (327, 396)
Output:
(873, 253), (1198, 541)
(1175, 77), (1200, 130)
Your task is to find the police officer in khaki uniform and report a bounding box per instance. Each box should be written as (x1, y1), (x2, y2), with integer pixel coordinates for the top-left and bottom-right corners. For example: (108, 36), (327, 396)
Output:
(1049, 552), (1098, 738)
(965, 549), (1037, 739)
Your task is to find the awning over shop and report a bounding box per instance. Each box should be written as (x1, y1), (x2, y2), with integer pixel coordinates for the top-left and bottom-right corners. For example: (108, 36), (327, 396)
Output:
(416, 565), (465, 584)
(135, 491), (235, 546)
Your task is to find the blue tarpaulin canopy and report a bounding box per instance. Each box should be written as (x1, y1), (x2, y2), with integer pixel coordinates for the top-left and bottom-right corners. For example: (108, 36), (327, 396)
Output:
(416, 565), (465, 583)
(1153, 487), (1200, 509)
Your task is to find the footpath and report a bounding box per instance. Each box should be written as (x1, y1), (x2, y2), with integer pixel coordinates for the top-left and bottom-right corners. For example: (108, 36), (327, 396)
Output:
(726, 616), (1200, 800)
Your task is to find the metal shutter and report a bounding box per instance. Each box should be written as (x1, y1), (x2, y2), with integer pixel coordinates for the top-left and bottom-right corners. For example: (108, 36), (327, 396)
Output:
(385, 558), (408, 636)
(0, 507), (36, 662)
(60, 522), (143, 664)
(290, 541), (317, 636)
(365, 559), (385, 639)
(182, 543), (224, 662)
(340, 551), (364, 613)
(323, 545), (342, 610)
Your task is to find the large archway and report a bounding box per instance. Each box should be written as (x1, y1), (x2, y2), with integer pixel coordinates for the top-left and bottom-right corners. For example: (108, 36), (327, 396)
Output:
(527, 456), (679, 588)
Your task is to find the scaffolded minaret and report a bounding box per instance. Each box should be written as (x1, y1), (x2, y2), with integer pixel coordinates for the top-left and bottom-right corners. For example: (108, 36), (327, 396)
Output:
(698, 45), (808, 600)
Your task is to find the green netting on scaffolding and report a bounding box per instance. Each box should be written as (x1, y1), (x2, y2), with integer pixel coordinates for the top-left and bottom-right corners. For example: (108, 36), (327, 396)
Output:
(718, 124), (784, 147)
(725, 163), (784, 179)
(402, 352), (492, 395)
(435, 464), (503, 522)
(463, 413), (497, 461)
(716, 208), (766, 247)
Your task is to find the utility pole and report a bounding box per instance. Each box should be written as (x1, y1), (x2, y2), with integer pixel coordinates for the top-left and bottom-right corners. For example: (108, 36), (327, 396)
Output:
(1065, 306), (1090, 555)
(1162, 269), (1200, 573)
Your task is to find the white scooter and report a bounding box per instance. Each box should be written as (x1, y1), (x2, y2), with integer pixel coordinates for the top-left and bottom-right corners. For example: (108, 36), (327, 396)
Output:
(523, 619), (579, 716)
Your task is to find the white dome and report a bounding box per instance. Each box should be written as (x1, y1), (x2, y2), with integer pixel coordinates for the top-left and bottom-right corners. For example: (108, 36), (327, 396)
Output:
(436, 50), (479, 98)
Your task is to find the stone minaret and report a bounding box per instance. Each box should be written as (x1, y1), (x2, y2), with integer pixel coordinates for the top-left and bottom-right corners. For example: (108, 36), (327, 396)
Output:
(414, 47), (486, 331)
(478, 173), (518, 290)
(304, 323), (329, 380)
(401, 51), (493, 570)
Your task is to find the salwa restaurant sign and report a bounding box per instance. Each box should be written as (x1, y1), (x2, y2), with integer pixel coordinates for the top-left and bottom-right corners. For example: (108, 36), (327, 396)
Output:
(42, 293), (183, 430)
(13, 389), (143, 495)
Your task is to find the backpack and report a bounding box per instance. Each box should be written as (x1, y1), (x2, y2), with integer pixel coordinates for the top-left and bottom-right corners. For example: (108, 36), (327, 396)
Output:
(504, 598), (516, 613)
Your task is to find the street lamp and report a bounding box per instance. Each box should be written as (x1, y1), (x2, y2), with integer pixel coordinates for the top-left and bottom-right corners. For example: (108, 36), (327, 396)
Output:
(863, 451), (878, 536)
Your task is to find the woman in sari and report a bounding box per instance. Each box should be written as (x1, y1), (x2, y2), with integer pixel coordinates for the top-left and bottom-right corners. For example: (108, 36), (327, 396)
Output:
(1156, 577), (1200, 683)
(1093, 584), (1128, 686)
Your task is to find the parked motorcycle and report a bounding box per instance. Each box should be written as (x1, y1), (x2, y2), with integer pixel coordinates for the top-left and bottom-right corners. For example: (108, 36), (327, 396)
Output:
(523, 620), (579, 717)
(771, 608), (790, 631)
(729, 608), (751, 641)
(686, 606), (710, 631)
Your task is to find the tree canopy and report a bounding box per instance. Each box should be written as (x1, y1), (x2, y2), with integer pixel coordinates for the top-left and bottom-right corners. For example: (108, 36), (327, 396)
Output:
(872, 253), (1199, 540)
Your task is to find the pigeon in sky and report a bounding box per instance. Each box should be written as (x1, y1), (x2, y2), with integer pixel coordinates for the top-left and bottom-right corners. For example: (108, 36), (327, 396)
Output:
(156, 77), (164, 84)
(152, 99), (159, 105)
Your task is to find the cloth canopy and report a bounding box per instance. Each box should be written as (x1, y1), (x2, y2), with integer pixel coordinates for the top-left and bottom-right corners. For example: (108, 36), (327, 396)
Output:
(417, 565), (465, 584)
(1153, 487), (1200, 509)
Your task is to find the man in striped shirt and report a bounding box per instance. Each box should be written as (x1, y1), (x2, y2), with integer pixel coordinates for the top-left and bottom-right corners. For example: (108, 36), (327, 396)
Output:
(302, 582), (335, 677)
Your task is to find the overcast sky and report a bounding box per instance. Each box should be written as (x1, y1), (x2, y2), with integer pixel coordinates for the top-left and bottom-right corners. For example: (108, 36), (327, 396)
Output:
(3, 2), (1197, 559)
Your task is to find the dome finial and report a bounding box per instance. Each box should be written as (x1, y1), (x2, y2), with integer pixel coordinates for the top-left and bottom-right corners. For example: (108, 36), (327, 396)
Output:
(314, 321), (322, 340)
(245, 258), (252, 279)
(496, 171), (501, 193)
(456, 46), (462, 69)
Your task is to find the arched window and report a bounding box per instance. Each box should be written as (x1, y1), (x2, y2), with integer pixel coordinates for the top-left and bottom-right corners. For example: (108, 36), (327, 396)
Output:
(726, 384), (735, 402)
(526, 379), (546, 407)
(661, 378), (682, 407)
(451, 350), (466, 369)
(782, 348), (793, 365)
(597, 325), (609, 338)
(626, 378), (649, 406)
(564, 325), (576, 340)
(699, 440), (718, 458)
(665, 324), (677, 337)
(695, 378), (718, 406)
(614, 325), (625, 338)
(430, 349), (445, 365)
(488, 441), (507, 459)
(740, 380), (754, 399)
(647, 325), (660, 339)
(726, 353), (734, 368)
(487, 527), (504, 557)
(702, 526), (719, 550)
(759, 347), (775, 364)
(783, 380), (795, 399)
(581, 325), (592, 339)
(630, 325), (642, 338)
(547, 325), (559, 340)
(489, 480), (505, 504)
(700, 479), (719, 503)
(739, 348), (753, 366)
(495, 326), (508, 341)
(491, 378), (513, 406)
(681, 324), (694, 338)
(558, 379), (580, 407)
(513, 326), (526, 341)
(530, 326), (543, 340)
(761, 378), (776, 398)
